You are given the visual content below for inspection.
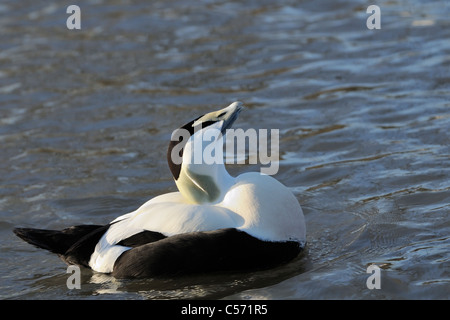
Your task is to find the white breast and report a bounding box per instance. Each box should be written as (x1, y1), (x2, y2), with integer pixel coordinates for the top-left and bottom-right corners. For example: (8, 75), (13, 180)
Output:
(223, 172), (306, 242)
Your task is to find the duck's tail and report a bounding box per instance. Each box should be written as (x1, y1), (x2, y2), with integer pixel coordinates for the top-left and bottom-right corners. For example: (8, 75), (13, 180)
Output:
(13, 224), (108, 266)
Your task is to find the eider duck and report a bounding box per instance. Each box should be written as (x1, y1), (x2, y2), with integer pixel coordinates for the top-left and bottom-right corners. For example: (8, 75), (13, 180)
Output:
(14, 102), (306, 278)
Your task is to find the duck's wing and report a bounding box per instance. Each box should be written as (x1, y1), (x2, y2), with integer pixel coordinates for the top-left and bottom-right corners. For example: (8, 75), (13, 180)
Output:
(65, 227), (166, 267)
(116, 230), (166, 247)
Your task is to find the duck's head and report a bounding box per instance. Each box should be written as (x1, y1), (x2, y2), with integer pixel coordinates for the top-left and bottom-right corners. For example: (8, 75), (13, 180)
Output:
(167, 101), (244, 204)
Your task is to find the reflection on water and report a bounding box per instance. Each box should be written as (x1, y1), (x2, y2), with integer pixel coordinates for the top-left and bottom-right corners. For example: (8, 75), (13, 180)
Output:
(1, 0), (449, 299)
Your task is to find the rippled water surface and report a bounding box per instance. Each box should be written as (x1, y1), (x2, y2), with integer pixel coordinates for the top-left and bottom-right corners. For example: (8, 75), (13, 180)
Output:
(1, 0), (449, 299)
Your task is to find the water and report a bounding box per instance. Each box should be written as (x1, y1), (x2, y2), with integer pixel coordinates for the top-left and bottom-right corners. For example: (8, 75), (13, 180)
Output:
(1, 0), (449, 299)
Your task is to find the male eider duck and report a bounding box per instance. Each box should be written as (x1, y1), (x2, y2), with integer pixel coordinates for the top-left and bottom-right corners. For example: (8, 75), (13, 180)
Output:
(14, 102), (306, 278)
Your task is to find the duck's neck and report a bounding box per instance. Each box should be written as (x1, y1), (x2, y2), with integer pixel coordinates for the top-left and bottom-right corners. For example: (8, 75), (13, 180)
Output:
(175, 129), (235, 204)
(176, 163), (234, 204)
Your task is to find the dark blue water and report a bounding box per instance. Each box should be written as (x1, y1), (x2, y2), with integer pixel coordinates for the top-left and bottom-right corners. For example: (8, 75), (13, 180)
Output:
(1, 0), (449, 299)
